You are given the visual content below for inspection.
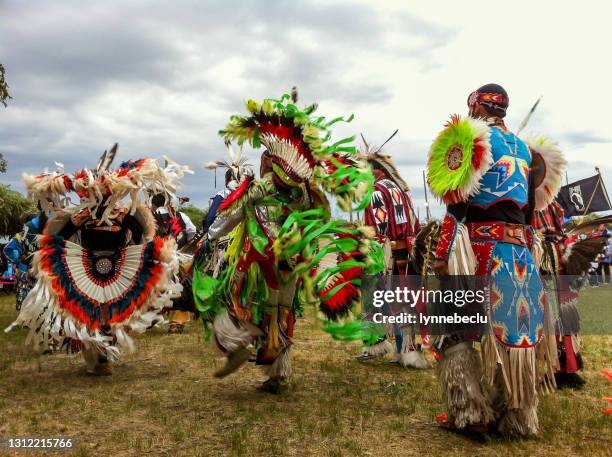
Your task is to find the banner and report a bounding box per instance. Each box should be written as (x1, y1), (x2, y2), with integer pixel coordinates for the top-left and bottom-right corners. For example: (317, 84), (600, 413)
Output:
(557, 173), (612, 216)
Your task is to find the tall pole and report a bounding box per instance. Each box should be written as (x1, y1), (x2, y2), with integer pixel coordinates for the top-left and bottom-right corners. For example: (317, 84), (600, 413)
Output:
(422, 169), (431, 222)
(517, 96), (542, 136)
(596, 166), (612, 209)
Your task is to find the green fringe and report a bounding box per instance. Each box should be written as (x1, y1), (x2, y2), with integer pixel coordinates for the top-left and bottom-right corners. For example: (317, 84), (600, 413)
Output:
(323, 320), (386, 345)
(197, 91), (386, 344)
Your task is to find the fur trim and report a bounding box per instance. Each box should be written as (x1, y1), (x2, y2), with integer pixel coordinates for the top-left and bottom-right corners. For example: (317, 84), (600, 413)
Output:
(400, 325), (418, 352)
(82, 346), (100, 372)
(399, 350), (429, 369)
(439, 342), (495, 429)
(212, 312), (256, 353)
(496, 404), (539, 437)
(428, 116), (493, 204)
(364, 338), (395, 358)
(523, 135), (566, 210)
(399, 324), (430, 369)
(262, 347), (292, 380)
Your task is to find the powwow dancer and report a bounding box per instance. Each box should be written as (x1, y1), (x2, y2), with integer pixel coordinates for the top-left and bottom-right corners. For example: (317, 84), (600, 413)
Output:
(151, 192), (197, 334)
(202, 140), (253, 234)
(0, 244), (15, 292)
(534, 201), (607, 389)
(4, 209), (47, 310)
(357, 133), (427, 368)
(195, 142), (254, 287)
(152, 193), (196, 250)
(6, 146), (187, 375)
(427, 83), (566, 435)
(193, 89), (383, 392)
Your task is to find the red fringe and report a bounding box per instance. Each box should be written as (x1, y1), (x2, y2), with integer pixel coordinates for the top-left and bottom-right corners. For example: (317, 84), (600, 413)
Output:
(220, 176), (253, 211)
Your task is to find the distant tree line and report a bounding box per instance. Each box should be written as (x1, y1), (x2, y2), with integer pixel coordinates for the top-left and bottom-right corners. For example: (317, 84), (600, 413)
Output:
(0, 185), (36, 237)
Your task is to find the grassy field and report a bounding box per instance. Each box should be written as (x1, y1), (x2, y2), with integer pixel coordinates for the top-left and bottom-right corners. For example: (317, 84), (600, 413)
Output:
(0, 289), (610, 457)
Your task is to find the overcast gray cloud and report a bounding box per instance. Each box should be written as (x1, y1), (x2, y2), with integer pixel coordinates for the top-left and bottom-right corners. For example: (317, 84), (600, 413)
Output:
(0, 0), (452, 208)
(562, 131), (611, 146)
(1, 0), (610, 220)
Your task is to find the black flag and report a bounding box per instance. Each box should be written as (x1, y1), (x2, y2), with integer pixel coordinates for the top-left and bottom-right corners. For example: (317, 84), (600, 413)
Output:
(557, 173), (612, 216)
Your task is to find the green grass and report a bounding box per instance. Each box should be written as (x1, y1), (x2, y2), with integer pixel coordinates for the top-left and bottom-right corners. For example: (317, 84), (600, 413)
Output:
(0, 289), (610, 457)
(577, 285), (612, 335)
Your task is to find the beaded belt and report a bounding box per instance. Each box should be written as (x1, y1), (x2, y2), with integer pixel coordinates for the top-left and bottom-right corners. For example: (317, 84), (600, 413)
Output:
(466, 221), (527, 246)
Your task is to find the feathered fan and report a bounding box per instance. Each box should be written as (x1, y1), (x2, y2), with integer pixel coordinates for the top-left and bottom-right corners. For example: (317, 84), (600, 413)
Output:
(411, 220), (441, 275)
(563, 237), (607, 276)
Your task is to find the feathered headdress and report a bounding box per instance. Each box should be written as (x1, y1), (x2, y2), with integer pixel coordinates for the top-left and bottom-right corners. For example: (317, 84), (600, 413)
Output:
(204, 140), (253, 188)
(219, 87), (373, 211)
(22, 144), (120, 214)
(102, 155), (192, 222)
(23, 144), (192, 224)
(358, 130), (410, 193)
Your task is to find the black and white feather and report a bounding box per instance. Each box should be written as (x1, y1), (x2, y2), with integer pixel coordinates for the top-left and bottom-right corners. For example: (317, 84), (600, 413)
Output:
(204, 141), (254, 183)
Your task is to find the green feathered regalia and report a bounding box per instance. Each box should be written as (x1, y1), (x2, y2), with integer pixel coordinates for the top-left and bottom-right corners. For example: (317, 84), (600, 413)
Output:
(192, 89), (383, 389)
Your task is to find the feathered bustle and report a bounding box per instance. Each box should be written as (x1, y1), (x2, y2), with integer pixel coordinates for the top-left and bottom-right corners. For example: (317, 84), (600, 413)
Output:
(428, 116), (493, 204)
(522, 135), (566, 210)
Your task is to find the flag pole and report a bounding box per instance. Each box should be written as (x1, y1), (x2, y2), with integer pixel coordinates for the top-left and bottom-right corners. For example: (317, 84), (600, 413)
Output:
(596, 166), (612, 209)
(422, 169), (431, 222)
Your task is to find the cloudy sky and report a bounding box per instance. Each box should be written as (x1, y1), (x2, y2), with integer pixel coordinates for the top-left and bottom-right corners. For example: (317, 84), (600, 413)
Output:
(1, 0), (611, 219)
